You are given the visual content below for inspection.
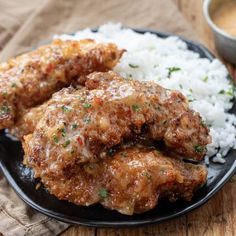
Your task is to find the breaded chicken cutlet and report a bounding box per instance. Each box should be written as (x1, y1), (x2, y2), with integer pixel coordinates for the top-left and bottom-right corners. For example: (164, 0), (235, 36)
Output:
(24, 144), (207, 215)
(23, 71), (210, 169)
(0, 39), (124, 129)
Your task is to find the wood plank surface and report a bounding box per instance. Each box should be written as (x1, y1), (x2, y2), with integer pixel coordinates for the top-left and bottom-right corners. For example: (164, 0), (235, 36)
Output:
(62, 1), (236, 235)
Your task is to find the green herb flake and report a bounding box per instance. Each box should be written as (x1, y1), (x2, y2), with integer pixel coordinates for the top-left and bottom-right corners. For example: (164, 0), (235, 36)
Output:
(72, 123), (78, 129)
(179, 84), (183, 89)
(226, 89), (234, 97)
(53, 135), (59, 144)
(128, 64), (139, 69)
(194, 145), (203, 153)
(0, 105), (10, 115)
(132, 104), (141, 112)
(2, 91), (8, 96)
(62, 140), (70, 148)
(61, 105), (70, 112)
(83, 117), (91, 124)
(168, 67), (181, 77)
(202, 76), (208, 82)
(83, 103), (92, 109)
(87, 163), (95, 170)
(142, 171), (152, 180)
(227, 74), (233, 81)
(11, 83), (18, 88)
(98, 187), (108, 198)
(218, 90), (225, 95)
(189, 88), (193, 93)
(120, 152), (127, 158)
(59, 127), (66, 137)
(107, 148), (115, 157)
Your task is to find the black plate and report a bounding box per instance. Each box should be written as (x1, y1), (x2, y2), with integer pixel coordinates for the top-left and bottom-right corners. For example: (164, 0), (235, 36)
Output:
(0, 29), (235, 228)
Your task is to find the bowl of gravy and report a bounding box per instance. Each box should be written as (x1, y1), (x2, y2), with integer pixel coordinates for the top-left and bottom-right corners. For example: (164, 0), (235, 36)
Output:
(204, 0), (236, 64)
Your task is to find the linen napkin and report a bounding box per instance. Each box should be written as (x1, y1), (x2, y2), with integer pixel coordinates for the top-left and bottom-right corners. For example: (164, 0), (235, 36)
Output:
(0, 0), (196, 235)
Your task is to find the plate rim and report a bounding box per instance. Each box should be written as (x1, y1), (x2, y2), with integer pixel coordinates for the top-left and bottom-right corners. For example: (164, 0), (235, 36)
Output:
(0, 28), (235, 228)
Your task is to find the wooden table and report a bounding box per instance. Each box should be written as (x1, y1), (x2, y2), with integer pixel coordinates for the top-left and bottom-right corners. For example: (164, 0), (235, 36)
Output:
(0, 1), (234, 235)
(62, 1), (236, 235)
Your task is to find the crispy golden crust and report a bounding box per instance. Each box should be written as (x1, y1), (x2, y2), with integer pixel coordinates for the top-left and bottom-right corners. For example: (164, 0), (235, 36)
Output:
(23, 72), (210, 167)
(24, 145), (207, 215)
(0, 39), (124, 129)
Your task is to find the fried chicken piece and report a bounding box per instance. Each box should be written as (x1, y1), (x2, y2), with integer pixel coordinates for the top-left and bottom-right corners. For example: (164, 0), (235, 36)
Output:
(24, 145), (207, 215)
(101, 146), (207, 214)
(0, 39), (124, 129)
(23, 72), (210, 170)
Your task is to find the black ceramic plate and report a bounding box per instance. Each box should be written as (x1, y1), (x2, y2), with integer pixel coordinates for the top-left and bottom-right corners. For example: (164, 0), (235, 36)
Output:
(0, 29), (235, 228)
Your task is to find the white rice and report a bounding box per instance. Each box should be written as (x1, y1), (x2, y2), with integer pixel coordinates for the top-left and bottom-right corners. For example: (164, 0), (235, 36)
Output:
(55, 23), (236, 163)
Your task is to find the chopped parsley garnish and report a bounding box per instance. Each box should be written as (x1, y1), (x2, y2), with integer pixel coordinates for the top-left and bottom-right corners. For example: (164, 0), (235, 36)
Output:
(2, 91), (8, 96)
(120, 152), (127, 158)
(218, 90), (225, 95)
(179, 84), (183, 89)
(189, 88), (193, 93)
(202, 76), (208, 82)
(168, 67), (181, 77)
(194, 145), (203, 153)
(142, 171), (152, 180)
(98, 188), (108, 198)
(11, 83), (17, 88)
(188, 98), (195, 103)
(227, 74), (233, 81)
(83, 103), (92, 108)
(83, 117), (91, 124)
(53, 135), (59, 143)
(107, 148), (115, 156)
(0, 105), (10, 115)
(128, 64), (139, 68)
(132, 104), (141, 112)
(218, 88), (234, 97)
(72, 124), (78, 129)
(187, 95), (195, 103)
(226, 89), (234, 97)
(61, 105), (70, 112)
(62, 140), (70, 148)
(59, 127), (66, 137)
(87, 163), (95, 170)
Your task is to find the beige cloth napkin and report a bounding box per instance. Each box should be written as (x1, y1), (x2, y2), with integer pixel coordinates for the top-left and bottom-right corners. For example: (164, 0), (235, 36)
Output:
(0, 0), (196, 235)
(0, 0), (42, 51)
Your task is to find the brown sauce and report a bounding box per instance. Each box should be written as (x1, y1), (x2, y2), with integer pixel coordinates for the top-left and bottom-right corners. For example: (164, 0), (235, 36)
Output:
(212, 0), (236, 37)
